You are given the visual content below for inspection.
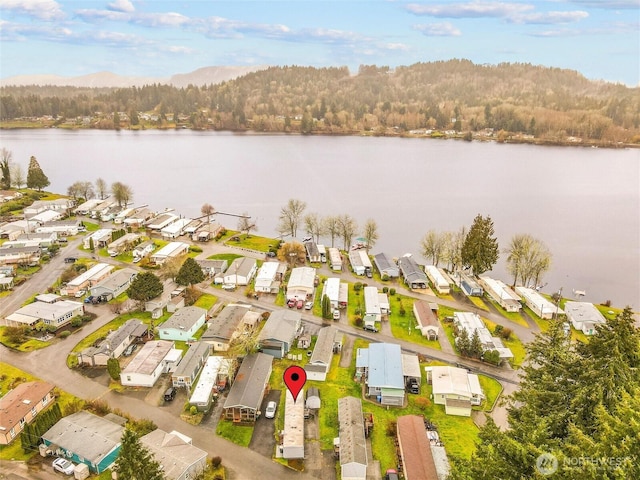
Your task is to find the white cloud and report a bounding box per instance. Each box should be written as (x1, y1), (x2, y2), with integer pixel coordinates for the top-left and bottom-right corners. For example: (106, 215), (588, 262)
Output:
(414, 22), (462, 36)
(567, 0), (639, 9)
(406, 1), (533, 18)
(75, 9), (130, 23)
(107, 0), (135, 13)
(133, 12), (191, 28)
(510, 10), (589, 24)
(0, 0), (65, 21)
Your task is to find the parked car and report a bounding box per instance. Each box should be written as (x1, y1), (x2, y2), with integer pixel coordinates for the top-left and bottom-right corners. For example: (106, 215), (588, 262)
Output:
(123, 343), (138, 356)
(385, 469), (399, 480)
(287, 298), (296, 308)
(164, 387), (176, 402)
(265, 400), (277, 419)
(266, 251), (276, 258)
(52, 458), (75, 475)
(407, 378), (420, 394)
(74, 290), (86, 298)
(64, 257), (78, 263)
(83, 295), (95, 304)
(363, 324), (378, 333)
(296, 299), (304, 309)
(305, 301), (313, 310)
(333, 309), (340, 320)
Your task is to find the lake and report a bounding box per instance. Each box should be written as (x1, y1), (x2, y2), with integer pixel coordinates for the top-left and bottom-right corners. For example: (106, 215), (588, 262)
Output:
(1, 129), (638, 309)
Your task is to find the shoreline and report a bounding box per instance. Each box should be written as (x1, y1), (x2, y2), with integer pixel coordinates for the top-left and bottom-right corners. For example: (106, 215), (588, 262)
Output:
(1, 123), (638, 149)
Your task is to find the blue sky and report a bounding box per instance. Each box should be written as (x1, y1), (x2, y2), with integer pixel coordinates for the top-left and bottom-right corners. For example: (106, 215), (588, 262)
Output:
(1, 0), (638, 85)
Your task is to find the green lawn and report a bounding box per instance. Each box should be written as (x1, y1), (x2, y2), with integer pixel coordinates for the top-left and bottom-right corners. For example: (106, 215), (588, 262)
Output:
(224, 233), (278, 252)
(524, 305), (551, 333)
(193, 293), (218, 310)
(215, 420), (254, 447)
(483, 297), (529, 328)
(83, 221), (100, 232)
(484, 319), (527, 368)
(468, 295), (489, 311)
(476, 375), (503, 411)
(0, 327), (51, 352)
(207, 253), (243, 263)
(387, 295), (442, 350)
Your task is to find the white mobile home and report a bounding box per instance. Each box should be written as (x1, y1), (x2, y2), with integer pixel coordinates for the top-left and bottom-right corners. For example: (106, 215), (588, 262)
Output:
(146, 213), (179, 231)
(107, 233), (141, 256)
(254, 261), (285, 293)
(189, 356), (230, 411)
(564, 301), (606, 335)
(425, 265), (450, 294)
(328, 247), (342, 271)
(120, 340), (179, 387)
(515, 286), (564, 319)
(150, 242), (189, 265)
(161, 218), (192, 239)
(478, 276), (522, 312)
(317, 244), (327, 263)
(364, 286), (382, 322)
(348, 250), (372, 276)
(83, 229), (113, 249)
(322, 277), (341, 309)
(282, 390), (305, 459)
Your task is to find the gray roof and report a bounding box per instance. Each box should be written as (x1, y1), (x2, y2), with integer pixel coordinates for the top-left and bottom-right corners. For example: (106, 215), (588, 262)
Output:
(374, 252), (398, 273)
(397, 256), (428, 283)
(201, 304), (250, 342)
(92, 268), (137, 294)
(308, 326), (337, 367)
(413, 300), (439, 328)
(224, 353), (273, 411)
(42, 411), (124, 465)
(140, 429), (207, 480)
(338, 396), (367, 468)
(102, 318), (143, 351)
(172, 342), (211, 377)
(564, 301), (606, 326)
(196, 259), (228, 273)
(365, 343), (404, 389)
(227, 257), (257, 277)
(161, 306), (206, 331)
(258, 309), (300, 344)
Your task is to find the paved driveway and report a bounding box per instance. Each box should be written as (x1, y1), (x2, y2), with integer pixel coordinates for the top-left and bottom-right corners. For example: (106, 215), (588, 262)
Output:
(250, 390), (280, 458)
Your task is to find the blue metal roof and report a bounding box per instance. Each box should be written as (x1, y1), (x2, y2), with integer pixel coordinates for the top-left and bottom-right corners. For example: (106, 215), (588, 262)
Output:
(366, 343), (404, 389)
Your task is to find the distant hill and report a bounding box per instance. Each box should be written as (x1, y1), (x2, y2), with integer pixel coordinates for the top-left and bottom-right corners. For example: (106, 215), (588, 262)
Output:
(1, 60), (638, 145)
(0, 65), (267, 88)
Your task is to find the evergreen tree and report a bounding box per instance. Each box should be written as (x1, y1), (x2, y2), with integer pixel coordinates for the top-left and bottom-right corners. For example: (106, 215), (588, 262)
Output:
(127, 272), (163, 309)
(456, 328), (470, 356)
(0, 148), (11, 190)
(321, 294), (331, 319)
(461, 214), (499, 275)
(26, 155), (50, 191)
(114, 428), (165, 480)
(175, 257), (205, 286)
(469, 329), (483, 359)
(107, 357), (121, 381)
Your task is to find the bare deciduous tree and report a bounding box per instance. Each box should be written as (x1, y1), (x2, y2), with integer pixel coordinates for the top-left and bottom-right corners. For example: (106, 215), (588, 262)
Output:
(323, 215), (340, 248)
(201, 203), (215, 223)
(506, 234), (552, 287)
(277, 241), (306, 268)
(95, 178), (108, 199)
(337, 214), (358, 251)
(278, 198), (306, 238)
(303, 213), (324, 243)
(421, 230), (447, 267)
(10, 163), (24, 189)
(237, 213), (257, 237)
(111, 181), (133, 208)
(362, 218), (378, 253)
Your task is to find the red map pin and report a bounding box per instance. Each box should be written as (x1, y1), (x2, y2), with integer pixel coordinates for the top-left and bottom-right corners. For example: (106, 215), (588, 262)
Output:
(283, 365), (306, 403)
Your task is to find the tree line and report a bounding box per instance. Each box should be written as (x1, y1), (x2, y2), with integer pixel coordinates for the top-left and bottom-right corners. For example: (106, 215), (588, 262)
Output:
(2, 60), (638, 144)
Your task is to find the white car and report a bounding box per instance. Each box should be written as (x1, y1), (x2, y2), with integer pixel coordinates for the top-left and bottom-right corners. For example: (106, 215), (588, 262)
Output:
(52, 458), (75, 475)
(264, 401), (277, 419)
(305, 301), (313, 310)
(333, 309), (340, 320)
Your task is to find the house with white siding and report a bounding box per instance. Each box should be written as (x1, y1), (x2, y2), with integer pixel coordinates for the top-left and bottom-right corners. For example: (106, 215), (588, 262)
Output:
(5, 300), (84, 329)
(425, 265), (451, 294)
(426, 366), (485, 416)
(564, 301), (606, 335)
(222, 257), (257, 287)
(161, 218), (192, 239)
(356, 343), (405, 406)
(254, 261), (285, 293)
(140, 429), (207, 480)
(515, 286), (564, 319)
(305, 326), (342, 381)
(150, 242), (189, 265)
(337, 396), (368, 480)
(188, 356), (231, 411)
(171, 342), (211, 389)
(286, 266), (316, 300)
(453, 312), (513, 361)
(120, 340), (180, 387)
(397, 255), (428, 289)
(63, 263), (114, 296)
(478, 276), (522, 312)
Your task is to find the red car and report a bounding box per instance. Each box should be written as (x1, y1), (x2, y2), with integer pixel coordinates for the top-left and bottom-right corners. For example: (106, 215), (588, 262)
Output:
(296, 299), (304, 309)
(287, 299), (296, 308)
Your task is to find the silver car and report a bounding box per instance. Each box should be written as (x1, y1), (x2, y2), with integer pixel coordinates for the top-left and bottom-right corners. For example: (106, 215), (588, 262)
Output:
(52, 458), (75, 475)
(264, 401), (277, 419)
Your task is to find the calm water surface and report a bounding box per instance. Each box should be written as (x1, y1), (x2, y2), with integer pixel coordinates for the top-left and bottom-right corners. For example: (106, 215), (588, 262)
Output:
(1, 129), (638, 309)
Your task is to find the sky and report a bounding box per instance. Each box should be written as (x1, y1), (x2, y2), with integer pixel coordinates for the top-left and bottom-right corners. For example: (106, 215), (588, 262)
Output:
(0, 0), (638, 85)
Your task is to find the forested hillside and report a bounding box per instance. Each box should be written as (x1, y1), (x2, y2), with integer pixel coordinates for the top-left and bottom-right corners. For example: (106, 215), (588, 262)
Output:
(2, 60), (639, 145)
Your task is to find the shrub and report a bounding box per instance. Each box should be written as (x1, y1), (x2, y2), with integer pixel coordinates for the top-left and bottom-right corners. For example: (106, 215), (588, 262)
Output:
(354, 317), (363, 327)
(415, 397), (431, 408)
(389, 288), (396, 296)
(386, 420), (397, 437)
(353, 282), (363, 292)
(483, 349), (501, 365)
(382, 286), (389, 293)
(499, 327), (512, 340)
(211, 456), (222, 469)
(189, 245), (203, 253)
(398, 302), (406, 317)
(381, 274), (389, 282)
(190, 406), (198, 415)
(494, 324), (504, 336)
(59, 331), (71, 338)
(70, 317), (83, 328)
